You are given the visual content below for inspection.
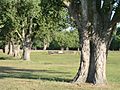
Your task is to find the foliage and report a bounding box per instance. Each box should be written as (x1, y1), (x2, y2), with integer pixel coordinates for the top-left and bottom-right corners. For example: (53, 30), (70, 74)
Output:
(110, 27), (120, 50)
(49, 29), (79, 50)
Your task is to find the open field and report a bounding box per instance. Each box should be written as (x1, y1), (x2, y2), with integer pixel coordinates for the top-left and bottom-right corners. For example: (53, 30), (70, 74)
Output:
(0, 51), (120, 90)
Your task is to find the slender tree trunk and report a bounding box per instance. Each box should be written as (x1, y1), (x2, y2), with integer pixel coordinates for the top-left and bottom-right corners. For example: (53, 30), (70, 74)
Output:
(22, 33), (31, 61)
(22, 17), (32, 60)
(4, 44), (9, 54)
(43, 43), (47, 50)
(22, 33), (31, 60)
(61, 47), (64, 51)
(23, 45), (31, 60)
(66, 47), (69, 51)
(11, 41), (15, 56)
(13, 45), (20, 57)
(8, 42), (13, 55)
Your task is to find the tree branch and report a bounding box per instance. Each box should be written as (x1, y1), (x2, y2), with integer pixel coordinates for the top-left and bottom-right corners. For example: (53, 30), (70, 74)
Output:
(15, 30), (23, 42)
(63, 0), (71, 7)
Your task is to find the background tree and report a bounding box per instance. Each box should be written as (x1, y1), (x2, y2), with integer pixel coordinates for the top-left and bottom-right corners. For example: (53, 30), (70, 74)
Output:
(110, 26), (120, 50)
(50, 29), (79, 50)
(15, 0), (40, 60)
(0, 0), (20, 56)
(33, 7), (69, 50)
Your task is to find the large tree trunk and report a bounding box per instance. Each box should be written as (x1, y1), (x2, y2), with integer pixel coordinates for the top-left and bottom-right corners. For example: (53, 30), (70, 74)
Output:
(73, 37), (108, 84)
(72, 31), (90, 83)
(93, 41), (107, 84)
(70, 0), (91, 83)
(86, 39), (107, 84)
(65, 0), (117, 85)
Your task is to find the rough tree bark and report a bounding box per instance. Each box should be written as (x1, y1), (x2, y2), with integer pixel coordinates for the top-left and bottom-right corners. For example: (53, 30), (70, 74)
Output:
(64, 0), (118, 84)
(72, 30), (90, 83)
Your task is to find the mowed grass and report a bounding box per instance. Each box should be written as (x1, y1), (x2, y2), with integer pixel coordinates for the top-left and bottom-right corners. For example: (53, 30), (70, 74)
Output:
(0, 51), (120, 90)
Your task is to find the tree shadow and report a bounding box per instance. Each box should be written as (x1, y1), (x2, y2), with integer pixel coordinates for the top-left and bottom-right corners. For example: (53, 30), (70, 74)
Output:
(0, 57), (11, 60)
(0, 66), (72, 82)
(0, 56), (18, 60)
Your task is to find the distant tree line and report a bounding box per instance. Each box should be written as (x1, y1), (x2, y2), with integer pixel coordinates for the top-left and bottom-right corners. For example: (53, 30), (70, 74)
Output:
(0, 0), (120, 62)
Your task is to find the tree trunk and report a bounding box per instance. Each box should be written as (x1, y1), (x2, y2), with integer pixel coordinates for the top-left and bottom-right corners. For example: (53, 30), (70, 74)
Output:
(4, 44), (9, 54)
(86, 40), (107, 84)
(94, 41), (107, 84)
(61, 47), (64, 51)
(22, 17), (32, 61)
(22, 34), (31, 61)
(72, 30), (90, 83)
(8, 42), (13, 55)
(43, 43), (47, 50)
(73, 38), (107, 84)
(13, 45), (20, 57)
(65, 0), (116, 85)
(23, 46), (31, 60)
(66, 47), (69, 51)
(73, 44), (90, 83)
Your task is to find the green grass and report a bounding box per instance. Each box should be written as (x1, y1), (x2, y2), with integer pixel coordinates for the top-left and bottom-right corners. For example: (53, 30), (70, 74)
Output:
(0, 51), (120, 90)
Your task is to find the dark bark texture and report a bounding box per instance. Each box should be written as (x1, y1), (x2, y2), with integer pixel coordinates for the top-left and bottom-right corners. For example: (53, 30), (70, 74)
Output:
(66, 0), (118, 84)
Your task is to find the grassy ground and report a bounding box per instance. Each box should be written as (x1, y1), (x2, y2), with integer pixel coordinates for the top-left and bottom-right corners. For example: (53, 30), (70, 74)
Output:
(0, 51), (120, 90)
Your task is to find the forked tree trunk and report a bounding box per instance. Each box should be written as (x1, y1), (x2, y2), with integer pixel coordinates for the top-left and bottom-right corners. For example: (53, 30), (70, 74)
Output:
(22, 33), (31, 61)
(72, 0), (108, 84)
(64, 0), (117, 85)
(22, 17), (32, 61)
(73, 38), (107, 84)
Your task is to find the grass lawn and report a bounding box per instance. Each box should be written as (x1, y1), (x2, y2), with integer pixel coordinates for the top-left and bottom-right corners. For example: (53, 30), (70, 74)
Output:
(0, 51), (120, 90)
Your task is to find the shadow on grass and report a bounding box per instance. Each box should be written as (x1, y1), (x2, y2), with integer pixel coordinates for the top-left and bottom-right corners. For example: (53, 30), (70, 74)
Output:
(0, 56), (18, 60)
(0, 57), (12, 60)
(0, 66), (72, 82)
